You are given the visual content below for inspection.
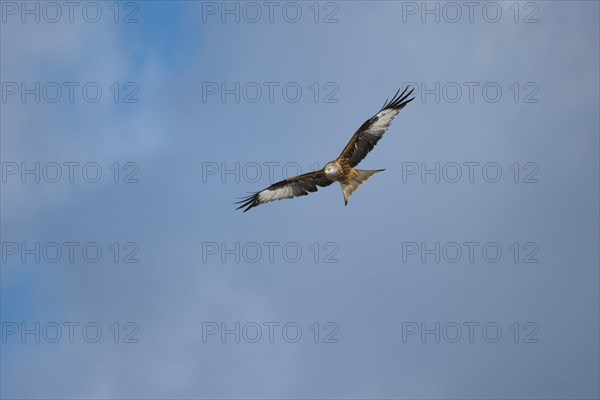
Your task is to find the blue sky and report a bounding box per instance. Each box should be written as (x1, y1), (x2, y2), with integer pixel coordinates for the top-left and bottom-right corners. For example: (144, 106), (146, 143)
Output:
(1, 1), (599, 398)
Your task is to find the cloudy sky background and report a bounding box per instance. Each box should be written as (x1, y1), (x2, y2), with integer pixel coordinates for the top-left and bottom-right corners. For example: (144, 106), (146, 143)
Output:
(1, 1), (599, 398)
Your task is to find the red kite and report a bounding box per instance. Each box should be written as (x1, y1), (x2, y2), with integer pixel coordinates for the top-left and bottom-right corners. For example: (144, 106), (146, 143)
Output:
(236, 87), (414, 212)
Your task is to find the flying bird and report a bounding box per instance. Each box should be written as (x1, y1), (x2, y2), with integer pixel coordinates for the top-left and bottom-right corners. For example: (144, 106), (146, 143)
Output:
(235, 87), (415, 212)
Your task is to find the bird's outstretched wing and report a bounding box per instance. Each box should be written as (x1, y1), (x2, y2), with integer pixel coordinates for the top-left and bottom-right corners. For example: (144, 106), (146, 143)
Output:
(235, 170), (334, 212)
(338, 87), (414, 167)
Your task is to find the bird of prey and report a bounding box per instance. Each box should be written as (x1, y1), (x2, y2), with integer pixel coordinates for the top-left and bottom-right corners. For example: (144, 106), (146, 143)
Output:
(235, 87), (415, 212)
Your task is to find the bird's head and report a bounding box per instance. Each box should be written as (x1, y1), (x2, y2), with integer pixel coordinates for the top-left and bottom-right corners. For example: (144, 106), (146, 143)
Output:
(324, 162), (338, 176)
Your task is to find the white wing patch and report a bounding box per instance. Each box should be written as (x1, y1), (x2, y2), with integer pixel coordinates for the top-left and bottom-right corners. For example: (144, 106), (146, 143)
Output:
(367, 109), (400, 136)
(257, 186), (294, 203)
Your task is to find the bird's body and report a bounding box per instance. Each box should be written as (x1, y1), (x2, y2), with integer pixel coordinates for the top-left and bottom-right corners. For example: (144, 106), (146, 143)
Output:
(235, 87), (415, 212)
(323, 159), (350, 181)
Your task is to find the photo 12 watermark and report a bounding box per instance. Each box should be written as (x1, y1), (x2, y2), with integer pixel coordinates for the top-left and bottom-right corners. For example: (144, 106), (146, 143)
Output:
(201, 1), (340, 24)
(400, 81), (540, 104)
(201, 81), (339, 104)
(1, 162), (140, 184)
(1, 82), (140, 104)
(400, 161), (539, 184)
(1, 1), (140, 24)
(2, 321), (140, 343)
(399, 2), (539, 24)
(401, 321), (539, 344)
(201, 321), (340, 343)
(201, 241), (339, 264)
(400, 241), (540, 264)
(1, 241), (141, 264)
(201, 161), (323, 184)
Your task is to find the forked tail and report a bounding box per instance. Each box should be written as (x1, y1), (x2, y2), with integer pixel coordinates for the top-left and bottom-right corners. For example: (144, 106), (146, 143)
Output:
(340, 169), (384, 205)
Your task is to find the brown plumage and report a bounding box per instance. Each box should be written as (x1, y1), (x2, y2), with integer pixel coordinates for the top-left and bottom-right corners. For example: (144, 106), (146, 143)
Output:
(235, 87), (414, 212)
